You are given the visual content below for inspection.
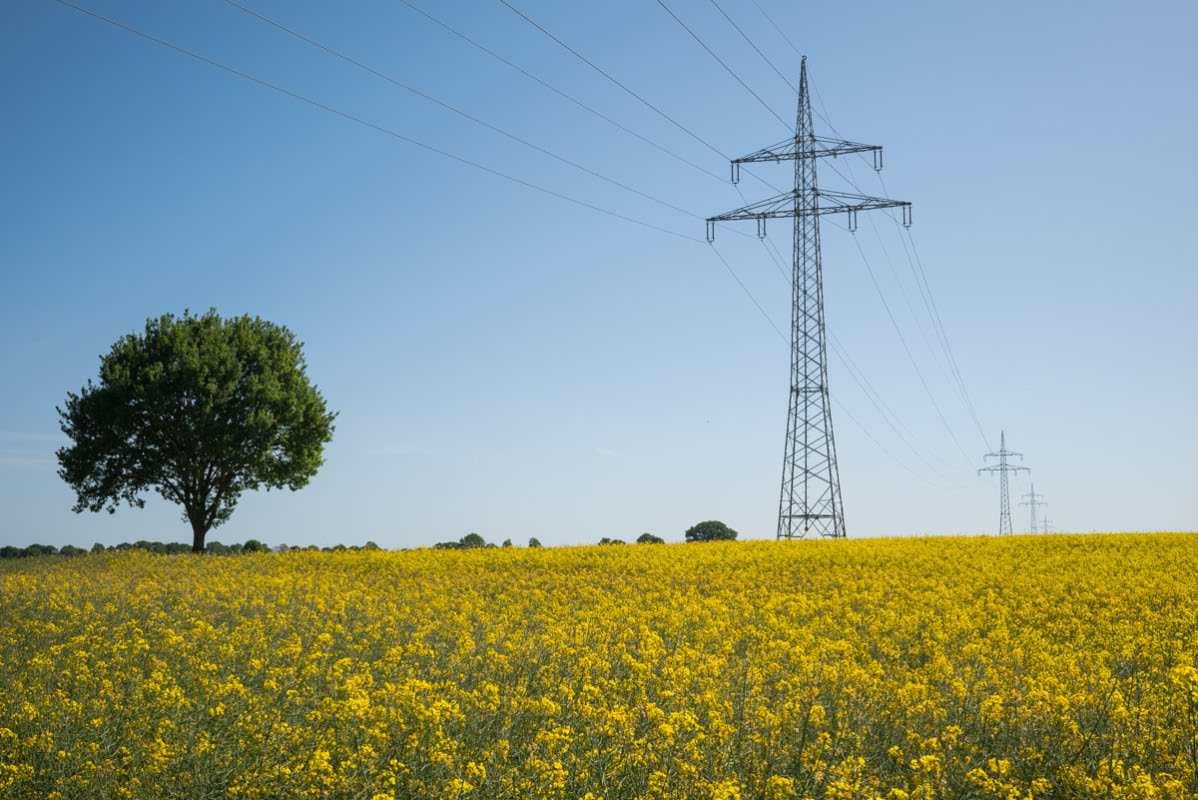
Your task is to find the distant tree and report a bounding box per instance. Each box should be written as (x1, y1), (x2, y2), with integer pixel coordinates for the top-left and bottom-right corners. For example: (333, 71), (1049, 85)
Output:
(599, 537), (625, 546)
(502, 539), (513, 548)
(91, 542), (106, 554)
(0, 546), (23, 559)
(460, 533), (486, 549)
(25, 544), (58, 557)
(684, 520), (738, 543)
(636, 533), (665, 545)
(363, 541), (380, 550)
(242, 539), (266, 553)
(206, 541), (230, 555)
(528, 537), (542, 548)
(56, 309), (336, 554)
(60, 545), (84, 557)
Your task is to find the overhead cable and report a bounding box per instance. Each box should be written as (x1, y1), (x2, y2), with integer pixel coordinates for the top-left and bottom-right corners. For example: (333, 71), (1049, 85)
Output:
(709, 0), (797, 95)
(52, 0), (701, 243)
(394, 0), (728, 185)
(219, 0), (702, 222)
(653, 0), (791, 131)
(493, 0), (784, 195)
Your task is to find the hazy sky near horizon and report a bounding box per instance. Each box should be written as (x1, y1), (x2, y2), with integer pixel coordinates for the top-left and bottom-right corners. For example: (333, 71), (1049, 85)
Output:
(2, 0), (1196, 548)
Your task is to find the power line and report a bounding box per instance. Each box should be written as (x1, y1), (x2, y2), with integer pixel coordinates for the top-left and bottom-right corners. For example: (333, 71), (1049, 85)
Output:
(706, 60), (916, 539)
(678, 16), (982, 473)
(708, 243), (787, 343)
(758, 236), (962, 484)
(848, 232), (975, 467)
(715, 241), (962, 490)
(394, 0), (729, 185)
(709, 0), (797, 95)
(830, 395), (961, 491)
(51, 0), (701, 243)
(493, 0), (785, 195)
(810, 85), (991, 451)
(677, 18), (962, 446)
(652, 0), (791, 130)
(218, 0), (702, 222)
(496, 0), (728, 160)
(747, 0), (804, 63)
(895, 211), (992, 450)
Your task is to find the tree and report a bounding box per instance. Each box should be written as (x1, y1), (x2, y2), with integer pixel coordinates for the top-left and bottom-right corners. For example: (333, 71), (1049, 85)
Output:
(460, 533), (486, 549)
(636, 532), (664, 545)
(684, 520), (738, 543)
(598, 537), (625, 546)
(528, 537), (542, 548)
(434, 533), (488, 550)
(57, 310), (336, 554)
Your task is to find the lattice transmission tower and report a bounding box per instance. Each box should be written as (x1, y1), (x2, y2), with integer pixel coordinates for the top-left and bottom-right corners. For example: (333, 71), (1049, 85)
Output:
(1019, 483), (1046, 534)
(978, 431), (1029, 535)
(706, 57), (910, 539)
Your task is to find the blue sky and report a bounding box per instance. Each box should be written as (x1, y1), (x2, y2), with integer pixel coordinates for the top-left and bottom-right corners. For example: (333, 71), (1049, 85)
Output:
(2, 0), (1196, 548)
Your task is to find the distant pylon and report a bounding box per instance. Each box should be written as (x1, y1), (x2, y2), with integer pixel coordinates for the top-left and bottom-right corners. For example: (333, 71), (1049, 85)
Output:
(705, 58), (910, 539)
(978, 431), (1029, 535)
(1019, 483), (1046, 534)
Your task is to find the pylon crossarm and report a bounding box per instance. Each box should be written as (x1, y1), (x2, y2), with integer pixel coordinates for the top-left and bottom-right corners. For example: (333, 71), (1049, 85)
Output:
(817, 190), (910, 214)
(732, 136), (881, 164)
(706, 190), (909, 226)
(707, 191), (795, 223)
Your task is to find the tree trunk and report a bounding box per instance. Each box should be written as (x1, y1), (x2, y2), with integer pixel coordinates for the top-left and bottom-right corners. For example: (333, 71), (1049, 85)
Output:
(190, 516), (209, 554)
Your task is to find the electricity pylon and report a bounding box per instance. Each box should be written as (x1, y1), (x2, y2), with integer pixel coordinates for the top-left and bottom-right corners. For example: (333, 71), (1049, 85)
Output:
(1019, 483), (1046, 534)
(705, 57), (910, 540)
(978, 431), (1029, 535)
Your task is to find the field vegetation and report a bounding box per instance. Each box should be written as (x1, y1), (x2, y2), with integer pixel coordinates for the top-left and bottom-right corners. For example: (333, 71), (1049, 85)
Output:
(2, 534), (1197, 799)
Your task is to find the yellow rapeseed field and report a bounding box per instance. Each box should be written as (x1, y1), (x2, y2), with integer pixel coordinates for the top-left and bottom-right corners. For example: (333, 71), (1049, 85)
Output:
(2, 534), (1197, 799)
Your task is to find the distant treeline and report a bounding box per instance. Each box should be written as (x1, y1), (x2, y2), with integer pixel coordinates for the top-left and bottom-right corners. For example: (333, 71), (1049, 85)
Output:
(3, 524), (724, 559)
(0, 540), (368, 559)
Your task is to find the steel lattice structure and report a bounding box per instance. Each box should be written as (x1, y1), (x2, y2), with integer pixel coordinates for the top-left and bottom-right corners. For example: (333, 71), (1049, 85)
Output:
(706, 58), (909, 539)
(978, 431), (1029, 536)
(1019, 482), (1046, 535)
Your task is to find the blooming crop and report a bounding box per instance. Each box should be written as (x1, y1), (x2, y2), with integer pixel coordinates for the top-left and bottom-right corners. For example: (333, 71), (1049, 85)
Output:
(2, 533), (1197, 799)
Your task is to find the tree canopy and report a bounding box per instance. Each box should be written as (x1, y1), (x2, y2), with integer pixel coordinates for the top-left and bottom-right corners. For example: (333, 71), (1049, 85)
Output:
(57, 309), (336, 553)
(684, 520), (738, 542)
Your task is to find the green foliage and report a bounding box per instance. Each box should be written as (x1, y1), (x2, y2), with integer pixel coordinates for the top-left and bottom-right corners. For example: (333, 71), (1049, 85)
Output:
(598, 537), (625, 546)
(0, 540), (208, 558)
(435, 532), (489, 550)
(684, 520), (738, 543)
(56, 309), (336, 553)
(502, 539), (513, 548)
(528, 538), (542, 549)
(636, 533), (665, 545)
